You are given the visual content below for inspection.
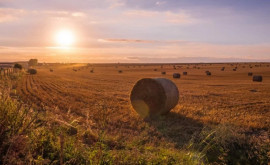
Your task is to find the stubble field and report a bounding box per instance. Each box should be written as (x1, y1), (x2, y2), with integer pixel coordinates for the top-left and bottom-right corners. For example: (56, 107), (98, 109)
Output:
(14, 63), (270, 164)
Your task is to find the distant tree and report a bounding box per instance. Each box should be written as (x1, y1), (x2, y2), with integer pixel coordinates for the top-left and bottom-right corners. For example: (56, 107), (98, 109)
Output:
(14, 63), (23, 70)
(28, 59), (38, 66)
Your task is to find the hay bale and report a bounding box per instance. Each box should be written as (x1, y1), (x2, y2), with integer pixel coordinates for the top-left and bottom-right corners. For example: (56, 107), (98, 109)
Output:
(130, 78), (179, 117)
(253, 75), (262, 82)
(28, 69), (37, 75)
(118, 70), (123, 73)
(205, 71), (211, 76)
(161, 71), (166, 75)
(173, 73), (180, 78)
(221, 67), (225, 71)
(248, 72), (253, 76)
(154, 69), (157, 71)
(183, 72), (187, 75)
(90, 69), (94, 73)
(233, 68), (237, 71)
(50, 69), (53, 72)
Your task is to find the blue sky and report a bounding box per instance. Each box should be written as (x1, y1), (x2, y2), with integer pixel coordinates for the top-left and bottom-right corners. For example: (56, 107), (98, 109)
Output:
(0, 0), (270, 62)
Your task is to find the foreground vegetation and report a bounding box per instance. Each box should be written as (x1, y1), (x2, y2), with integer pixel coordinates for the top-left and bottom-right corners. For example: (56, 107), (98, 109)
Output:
(0, 64), (269, 164)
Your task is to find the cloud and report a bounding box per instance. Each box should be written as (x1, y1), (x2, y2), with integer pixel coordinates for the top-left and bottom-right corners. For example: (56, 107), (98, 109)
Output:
(0, 8), (25, 23)
(124, 9), (197, 25)
(1, 42), (270, 63)
(98, 38), (190, 44)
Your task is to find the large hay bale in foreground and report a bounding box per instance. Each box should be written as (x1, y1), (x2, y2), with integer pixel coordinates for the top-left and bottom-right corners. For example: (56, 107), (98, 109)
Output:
(130, 78), (179, 117)
(28, 69), (37, 75)
(173, 73), (180, 78)
(253, 75), (262, 82)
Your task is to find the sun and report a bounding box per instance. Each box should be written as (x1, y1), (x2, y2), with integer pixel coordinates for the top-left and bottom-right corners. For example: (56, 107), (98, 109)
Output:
(55, 30), (75, 47)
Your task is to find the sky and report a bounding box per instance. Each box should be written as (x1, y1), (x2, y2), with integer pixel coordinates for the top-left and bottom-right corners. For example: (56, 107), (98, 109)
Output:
(0, 0), (270, 63)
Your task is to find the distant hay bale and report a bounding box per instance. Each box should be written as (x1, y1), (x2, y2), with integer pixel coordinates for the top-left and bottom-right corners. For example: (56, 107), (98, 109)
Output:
(233, 68), (237, 71)
(161, 71), (166, 75)
(205, 71), (211, 76)
(253, 75), (262, 82)
(183, 72), (187, 75)
(173, 73), (181, 78)
(50, 69), (53, 72)
(154, 69), (157, 71)
(28, 69), (37, 75)
(90, 69), (94, 73)
(118, 70), (123, 73)
(221, 67), (225, 71)
(248, 72), (253, 76)
(130, 78), (179, 117)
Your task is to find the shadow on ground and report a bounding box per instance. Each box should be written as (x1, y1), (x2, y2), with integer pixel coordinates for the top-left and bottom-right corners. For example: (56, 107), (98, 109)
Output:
(145, 111), (204, 148)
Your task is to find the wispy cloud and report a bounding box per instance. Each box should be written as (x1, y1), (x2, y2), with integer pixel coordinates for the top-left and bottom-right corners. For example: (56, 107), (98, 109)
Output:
(124, 9), (197, 25)
(98, 38), (190, 44)
(0, 8), (25, 23)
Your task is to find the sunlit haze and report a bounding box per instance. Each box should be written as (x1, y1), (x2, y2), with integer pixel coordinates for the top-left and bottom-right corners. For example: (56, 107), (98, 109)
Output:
(55, 30), (75, 47)
(0, 0), (270, 63)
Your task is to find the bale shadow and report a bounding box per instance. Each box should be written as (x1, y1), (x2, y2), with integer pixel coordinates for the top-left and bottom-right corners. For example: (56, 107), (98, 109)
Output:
(145, 111), (204, 148)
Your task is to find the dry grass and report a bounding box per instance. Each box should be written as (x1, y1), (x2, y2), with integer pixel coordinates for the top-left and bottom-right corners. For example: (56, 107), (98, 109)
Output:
(6, 63), (270, 163)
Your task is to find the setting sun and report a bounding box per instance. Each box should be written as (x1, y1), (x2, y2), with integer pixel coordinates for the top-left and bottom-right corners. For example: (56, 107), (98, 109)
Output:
(55, 30), (75, 47)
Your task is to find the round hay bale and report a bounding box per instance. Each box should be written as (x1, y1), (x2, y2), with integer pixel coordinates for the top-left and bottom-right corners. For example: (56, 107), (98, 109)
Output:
(173, 73), (180, 78)
(28, 69), (37, 75)
(183, 72), (187, 75)
(253, 75), (262, 82)
(233, 68), (237, 71)
(118, 70), (123, 73)
(248, 72), (253, 76)
(50, 69), (53, 72)
(206, 71), (211, 76)
(161, 71), (166, 75)
(130, 78), (179, 117)
(90, 69), (94, 73)
(154, 69), (158, 71)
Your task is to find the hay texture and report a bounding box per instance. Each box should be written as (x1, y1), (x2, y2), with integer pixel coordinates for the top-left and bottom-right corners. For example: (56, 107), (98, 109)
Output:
(130, 78), (179, 117)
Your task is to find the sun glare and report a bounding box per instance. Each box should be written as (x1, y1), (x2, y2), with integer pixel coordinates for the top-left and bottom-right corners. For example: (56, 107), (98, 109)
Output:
(55, 30), (75, 47)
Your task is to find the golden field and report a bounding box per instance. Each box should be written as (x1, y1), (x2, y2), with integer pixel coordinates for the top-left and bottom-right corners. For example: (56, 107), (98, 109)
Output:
(1, 63), (269, 164)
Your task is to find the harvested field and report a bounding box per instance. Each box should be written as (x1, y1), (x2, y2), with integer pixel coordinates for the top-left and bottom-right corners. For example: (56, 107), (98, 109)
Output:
(14, 63), (270, 163)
